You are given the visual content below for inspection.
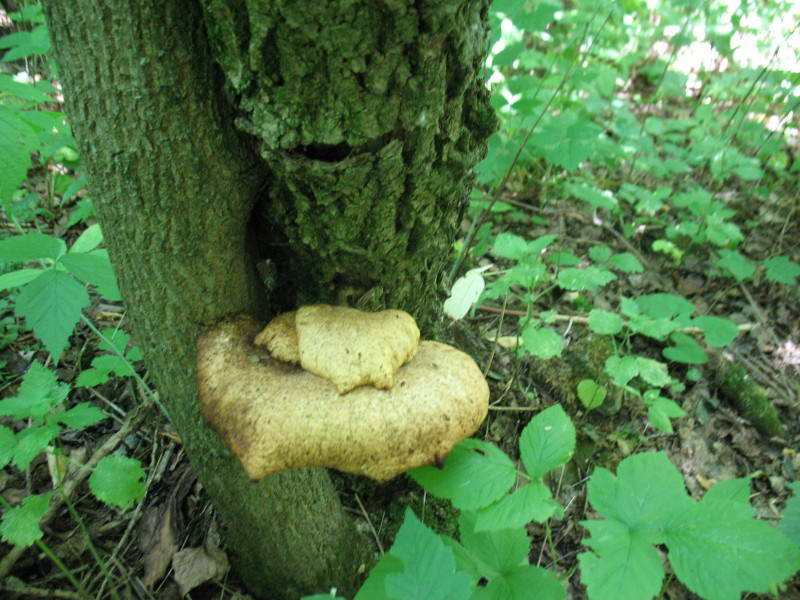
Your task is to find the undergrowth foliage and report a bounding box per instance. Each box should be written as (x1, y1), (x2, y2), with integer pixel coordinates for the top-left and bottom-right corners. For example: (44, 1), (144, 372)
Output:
(1, 0), (800, 599)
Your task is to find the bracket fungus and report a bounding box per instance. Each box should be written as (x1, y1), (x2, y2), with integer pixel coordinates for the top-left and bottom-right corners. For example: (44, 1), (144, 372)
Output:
(197, 308), (489, 482)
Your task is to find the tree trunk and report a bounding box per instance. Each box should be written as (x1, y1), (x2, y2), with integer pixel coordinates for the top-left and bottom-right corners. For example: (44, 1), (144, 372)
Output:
(43, 0), (494, 598)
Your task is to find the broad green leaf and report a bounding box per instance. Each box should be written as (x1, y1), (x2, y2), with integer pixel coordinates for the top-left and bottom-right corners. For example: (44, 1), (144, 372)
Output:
(13, 425), (59, 470)
(557, 266), (616, 291)
(588, 245), (612, 263)
(666, 481), (800, 600)
(0, 232), (65, 263)
(0, 492), (52, 547)
(0, 105), (37, 208)
(716, 250), (755, 282)
(459, 511), (530, 576)
(662, 332), (707, 365)
(353, 554), (404, 600)
(444, 265), (491, 320)
(473, 564), (563, 600)
(57, 403), (106, 430)
(15, 270), (90, 360)
(0, 362), (69, 420)
(493, 233), (528, 260)
(586, 452), (691, 531)
(89, 455), (145, 509)
(0, 268), (44, 291)
(779, 482), (800, 548)
(566, 183), (618, 211)
(764, 256), (800, 285)
(532, 112), (603, 171)
(69, 223), (104, 254)
(384, 509), (472, 600)
(58, 250), (121, 301)
(588, 309), (623, 335)
(546, 252), (581, 266)
(604, 355), (639, 387)
(619, 297), (639, 317)
(691, 316), (739, 348)
(519, 404), (575, 479)
(410, 439), (516, 511)
(577, 379), (607, 409)
(643, 393), (686, 434)
(0, 425), (16, 469)
(609, 253), (644, 273)
(626, 315), (678, 341)
(0, 74), (51, 103)
(635, 293), (695, 320)
(579, 522), (664, 600)
(75, 354), (135, 387)
(520, 325), (563, 360)
(636, 358), (671, 387)
(474, 482), (561, 531)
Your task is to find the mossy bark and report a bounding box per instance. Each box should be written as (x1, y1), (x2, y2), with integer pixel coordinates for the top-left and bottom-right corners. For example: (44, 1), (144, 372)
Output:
(43, 0), (494, 597)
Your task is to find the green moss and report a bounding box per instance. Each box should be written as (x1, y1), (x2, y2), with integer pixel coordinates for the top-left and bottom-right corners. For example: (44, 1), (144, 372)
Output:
(719, 361), (784, 437)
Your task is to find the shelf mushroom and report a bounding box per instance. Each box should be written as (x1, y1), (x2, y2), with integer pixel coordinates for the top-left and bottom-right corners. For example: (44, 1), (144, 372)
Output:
(197, 307), (489, 482)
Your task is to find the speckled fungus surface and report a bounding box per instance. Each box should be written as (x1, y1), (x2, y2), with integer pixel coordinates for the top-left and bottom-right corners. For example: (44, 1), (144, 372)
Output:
(197, 310), (489, 482)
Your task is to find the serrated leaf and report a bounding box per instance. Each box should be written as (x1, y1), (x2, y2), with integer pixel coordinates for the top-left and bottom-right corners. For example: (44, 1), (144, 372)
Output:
(493, 233), (529, 260)
(764, 255), (800, 285)
(0, 232), (65, 263)
(0, 362), (69, 421)
(636, 358), (671, 387)
(0, 268), (44, 291)
(57, 403), (106, 430)
(520, 325), (563, 359)
(14, 269), (89, 360)
(691, 316), (739, 348)
(89, 455), (145, 509)
(716, 250), (755, 282)
(635, 293), (695, 320)
(0, 492), (52, 547)
(353, 553), (405, 600)
(588, 245), (612, 263)
(474, 482), (561, 531)
(384, 508), (472, 600)
(557, 266), (616, 291)
(588, 309), (623, 335)
(459, 510), (530, 575)
(519, 404), (575, 479)
(532, 112), (603, 171)
(577, 379), (607, 409)
(410, 439), (517, 511)
(0, 425), (16, 469)
(609, 252), (644, 273)
(58, 250), (121, 301)
(13, 425), (59, 470)
(662, 332), (707, 365)
(473, 564), (564, 600)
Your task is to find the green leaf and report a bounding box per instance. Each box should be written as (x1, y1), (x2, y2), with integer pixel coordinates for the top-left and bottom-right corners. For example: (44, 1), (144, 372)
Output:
(604, 355), (639, 387)
(89, 455), (145, 510)
(410, 439), (517, 511)
(57, 403), (106, 430)
(458, 511), (530, 576)
(764, 255), (800, 285)
(0, 106), (37, 208)
(473, 564), (564, 600)
(779, 482), (800, 548)
(557, 266), (616, 291)
(0, 361), (69, 420)
(609, 253), (644, 273)
(646, 397), (686, 433)
(444, 265), (490, 320)
(384, 509), (472, 600)
(588, 309), (623, 335)
(662, 332), (707, 365)
(58, 250), (121, 301)
(354, 554), (405, 600)
(474, 482), (561, 530)
(716, 250), (755, 282)
(0, 425), (16, 469)
(636, 358), (671, 387)
(0, 74), (51, 104)
(520, 325), (563, 360)
(15, 270), (89, 360)
(579, 521), (665, 600)
(69, 223), (104, 254)
(691, 316), (739, 348)
(13, 425), (59, 470)
(0, 232), (65, 263)
(577, 379), (607, 409)
(0, 268), (44, 291)
(493, 233), (528, 260)
(519, 404), (575, 479)
(532, 112), (603, 171)
(635, 293), (695, 320)
(588, 245), (612, 263)
(0, 492), (53, 547)
(666, 480), (800, 599)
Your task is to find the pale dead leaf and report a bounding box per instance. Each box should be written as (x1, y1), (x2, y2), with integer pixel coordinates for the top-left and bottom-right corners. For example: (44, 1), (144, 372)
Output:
(138, 504), (178, 588)
(172, 544), (230, 597)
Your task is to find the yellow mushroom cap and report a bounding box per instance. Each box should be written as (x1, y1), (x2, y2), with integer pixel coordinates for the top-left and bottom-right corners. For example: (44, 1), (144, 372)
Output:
(197, 314), (488, 482)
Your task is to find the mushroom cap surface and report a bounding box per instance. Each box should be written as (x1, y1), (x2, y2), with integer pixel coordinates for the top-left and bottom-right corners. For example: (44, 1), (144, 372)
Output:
(255, 304), (420, 394)
(198, 314), (488, 482)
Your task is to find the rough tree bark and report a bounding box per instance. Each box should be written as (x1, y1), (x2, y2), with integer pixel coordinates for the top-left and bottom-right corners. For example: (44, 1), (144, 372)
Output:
(43, 1), (494, 598)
